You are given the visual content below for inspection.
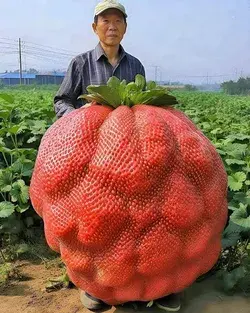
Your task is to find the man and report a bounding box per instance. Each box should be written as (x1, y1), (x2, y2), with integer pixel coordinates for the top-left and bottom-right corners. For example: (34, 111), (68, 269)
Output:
(54, 0), (145, 118)
(54, 0), (181, 311)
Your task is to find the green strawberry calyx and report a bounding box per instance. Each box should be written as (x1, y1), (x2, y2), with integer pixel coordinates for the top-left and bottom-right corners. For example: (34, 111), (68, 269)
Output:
(78, 74), (178, 109)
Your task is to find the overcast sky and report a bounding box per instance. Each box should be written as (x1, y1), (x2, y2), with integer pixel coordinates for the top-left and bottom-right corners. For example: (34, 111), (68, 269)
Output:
(1, 0), (250, 83)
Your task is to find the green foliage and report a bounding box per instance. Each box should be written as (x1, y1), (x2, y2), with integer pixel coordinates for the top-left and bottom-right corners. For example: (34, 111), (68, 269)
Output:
(231, 205), (250, 229)
(216, 238), (250, 295)
(176, 92), (250, 211)
(221, 77), (250, 95)
(0, 90), (55, 244)
(184, 84), (198, 91)
(0, 202), (15, 218)
(175, 91), (250, 295)
(79, 74), (178, 108)
(0, 84), (59, 91)
(217, 266), (246, 293)
(222, 222), (242, 249)
(45, 272), (70, 292)
(0, 262), (20, 286)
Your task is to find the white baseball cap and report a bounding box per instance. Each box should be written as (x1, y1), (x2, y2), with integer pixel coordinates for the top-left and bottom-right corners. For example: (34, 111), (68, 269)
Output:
(94, 0), (127, 18)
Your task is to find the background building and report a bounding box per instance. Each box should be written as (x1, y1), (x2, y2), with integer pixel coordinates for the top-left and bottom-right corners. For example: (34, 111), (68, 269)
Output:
(0, 72), (65, 86)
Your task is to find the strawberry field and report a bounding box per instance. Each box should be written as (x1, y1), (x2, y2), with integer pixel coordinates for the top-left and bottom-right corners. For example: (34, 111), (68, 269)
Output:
(0, 89), (250, 295)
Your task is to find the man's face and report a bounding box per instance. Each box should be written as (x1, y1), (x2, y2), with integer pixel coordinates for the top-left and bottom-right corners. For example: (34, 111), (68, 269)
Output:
(92, 9), (127, 47)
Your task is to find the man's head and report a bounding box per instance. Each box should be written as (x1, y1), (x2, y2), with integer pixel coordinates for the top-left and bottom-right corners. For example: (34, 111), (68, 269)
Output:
(92, 0), (127, 47)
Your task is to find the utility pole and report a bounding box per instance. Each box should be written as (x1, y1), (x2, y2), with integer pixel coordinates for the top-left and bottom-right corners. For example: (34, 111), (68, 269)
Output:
(18, 38), (23, 85)
(152, 66), (160, 83)
(234, 68), (238, 80)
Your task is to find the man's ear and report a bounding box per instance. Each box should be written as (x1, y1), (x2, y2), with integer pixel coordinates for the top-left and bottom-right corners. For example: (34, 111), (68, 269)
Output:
(92, 23), (97, 34)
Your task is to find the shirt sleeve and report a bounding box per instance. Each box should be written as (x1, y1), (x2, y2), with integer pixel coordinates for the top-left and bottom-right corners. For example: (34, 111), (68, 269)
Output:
(53, 58), (82, 119)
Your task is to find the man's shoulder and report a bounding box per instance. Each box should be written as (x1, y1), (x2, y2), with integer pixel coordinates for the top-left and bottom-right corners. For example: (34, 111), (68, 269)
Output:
(124, 51), (144, 66)
(71, 48), (95, 65)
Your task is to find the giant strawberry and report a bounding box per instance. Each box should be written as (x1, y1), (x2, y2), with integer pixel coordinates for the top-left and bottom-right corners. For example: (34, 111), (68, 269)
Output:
(30, 75), (228, 305)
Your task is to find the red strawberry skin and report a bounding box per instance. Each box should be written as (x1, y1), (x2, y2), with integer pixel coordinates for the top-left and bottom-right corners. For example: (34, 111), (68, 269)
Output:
(30, 104), (228, 305)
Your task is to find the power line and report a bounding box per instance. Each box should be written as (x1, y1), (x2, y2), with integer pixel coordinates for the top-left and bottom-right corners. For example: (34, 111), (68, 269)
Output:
(0, 37), (80, 66)
(0, 51), (18, 55)
(0, 44), (18, 49)
(23, 45), (77, 57)
(24, 54), (67, 67)
(23, 40), (80, 55)
(0, 37), (17, 42)
(23, 52), (71, 63)
(23, 49), (74, 59)
(0, 41), (18, 48)
(0, 48), (18, 52)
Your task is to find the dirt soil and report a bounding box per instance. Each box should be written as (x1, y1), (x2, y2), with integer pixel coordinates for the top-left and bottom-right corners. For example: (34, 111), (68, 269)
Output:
(1, 261), (250, 313)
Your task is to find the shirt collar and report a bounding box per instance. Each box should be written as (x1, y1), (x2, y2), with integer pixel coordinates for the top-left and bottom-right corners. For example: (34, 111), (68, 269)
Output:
(94, 42), (127, 62)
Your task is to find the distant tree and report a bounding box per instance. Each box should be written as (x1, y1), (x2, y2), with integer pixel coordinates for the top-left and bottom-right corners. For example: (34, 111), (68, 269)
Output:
(9, 68), (39, 74)
(221, 77), (250, 95)
(171, 81), (182, 86)
(184, 84), (198, 91)
(27, 68), (39, 74)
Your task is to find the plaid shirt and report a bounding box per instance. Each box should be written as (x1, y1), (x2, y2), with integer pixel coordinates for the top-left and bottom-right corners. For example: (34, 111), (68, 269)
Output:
(54, 42), (145, 118)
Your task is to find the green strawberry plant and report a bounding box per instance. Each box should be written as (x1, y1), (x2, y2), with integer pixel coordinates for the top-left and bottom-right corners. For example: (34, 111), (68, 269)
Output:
(175, 91), (250, 294)
(0, 91), (55, 261)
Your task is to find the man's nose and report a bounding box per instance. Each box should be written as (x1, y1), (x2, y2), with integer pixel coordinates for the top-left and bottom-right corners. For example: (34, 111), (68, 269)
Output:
(108, 22), (118, 30)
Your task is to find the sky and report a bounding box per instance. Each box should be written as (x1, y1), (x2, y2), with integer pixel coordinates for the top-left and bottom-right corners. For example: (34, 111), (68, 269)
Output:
(1, 0), (250, 84)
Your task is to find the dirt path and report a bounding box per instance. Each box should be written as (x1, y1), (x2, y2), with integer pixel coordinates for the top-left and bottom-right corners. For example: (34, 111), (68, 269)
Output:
(1, 261), (250, 313)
